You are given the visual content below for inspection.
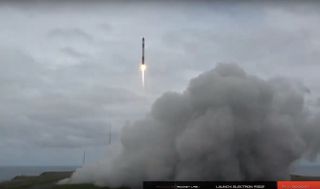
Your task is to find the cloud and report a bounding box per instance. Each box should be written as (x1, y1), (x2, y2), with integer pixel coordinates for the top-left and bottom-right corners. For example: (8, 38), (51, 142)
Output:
(48, 28), (93, 43)
(0, 0), (320, 166)
(64, 64), (319, 188)
(60, 47), (90, 59)
(0, 47), (145, 151)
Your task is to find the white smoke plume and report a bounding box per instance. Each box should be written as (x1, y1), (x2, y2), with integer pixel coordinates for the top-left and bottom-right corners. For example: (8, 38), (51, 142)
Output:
(60, 64), (319, 188)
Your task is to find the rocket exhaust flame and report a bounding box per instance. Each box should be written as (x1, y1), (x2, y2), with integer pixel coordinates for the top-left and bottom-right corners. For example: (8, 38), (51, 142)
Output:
(140, 64), (146, 87)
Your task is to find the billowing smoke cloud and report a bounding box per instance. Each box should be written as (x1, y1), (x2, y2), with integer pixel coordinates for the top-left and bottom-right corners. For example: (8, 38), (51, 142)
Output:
(60, 64), (319, 188)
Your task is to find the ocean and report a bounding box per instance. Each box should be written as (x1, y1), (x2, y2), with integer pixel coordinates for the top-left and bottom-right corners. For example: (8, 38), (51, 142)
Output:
(0, 166), (78, 182)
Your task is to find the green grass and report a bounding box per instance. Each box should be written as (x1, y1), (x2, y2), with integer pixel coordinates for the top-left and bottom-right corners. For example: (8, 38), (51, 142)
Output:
(0, 171), (130, 189)
(290, 174), (320, 181)
(53, 184), (129, 189)
(0, 172), (70, 189)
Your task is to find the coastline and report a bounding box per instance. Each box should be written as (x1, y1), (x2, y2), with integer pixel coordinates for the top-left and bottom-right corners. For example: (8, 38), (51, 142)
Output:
(0, 171), (126, 189)
(0, 170), (319, 189)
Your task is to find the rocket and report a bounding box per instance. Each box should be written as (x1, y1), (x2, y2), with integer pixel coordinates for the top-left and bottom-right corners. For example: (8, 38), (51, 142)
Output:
(140, 37), (146, 87)
(142, 37), (145, 65)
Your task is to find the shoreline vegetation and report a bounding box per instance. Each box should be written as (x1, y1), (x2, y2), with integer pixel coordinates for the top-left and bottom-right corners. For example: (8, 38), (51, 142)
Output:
(0, 171), (319, 189)
(0, 171), (129, 189)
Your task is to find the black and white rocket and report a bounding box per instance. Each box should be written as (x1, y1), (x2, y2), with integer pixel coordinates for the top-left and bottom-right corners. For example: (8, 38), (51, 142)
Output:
(142, 37), (145, 65)
(140, 37), (146, 87)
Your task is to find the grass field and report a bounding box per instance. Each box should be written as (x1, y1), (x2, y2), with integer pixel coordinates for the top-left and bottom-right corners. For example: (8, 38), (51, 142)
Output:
(290, 174), (320, 181)
(0, 171), (129, 189)
(1, 171), (319, 189)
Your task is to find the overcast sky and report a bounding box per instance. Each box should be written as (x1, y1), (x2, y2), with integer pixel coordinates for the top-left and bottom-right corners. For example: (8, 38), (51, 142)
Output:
(0, 1), (320, 166)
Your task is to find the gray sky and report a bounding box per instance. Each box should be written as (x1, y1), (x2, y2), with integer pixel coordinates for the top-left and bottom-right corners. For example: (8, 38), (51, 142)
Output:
(0, 1), (320, 166)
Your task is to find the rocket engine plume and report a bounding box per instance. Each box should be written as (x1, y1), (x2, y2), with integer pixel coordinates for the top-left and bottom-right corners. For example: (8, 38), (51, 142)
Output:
(140, 64), (146, 87)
